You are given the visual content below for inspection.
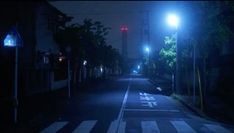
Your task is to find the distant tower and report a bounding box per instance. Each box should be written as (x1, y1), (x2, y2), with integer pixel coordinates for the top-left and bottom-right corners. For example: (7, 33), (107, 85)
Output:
(121, 26), (128, 59)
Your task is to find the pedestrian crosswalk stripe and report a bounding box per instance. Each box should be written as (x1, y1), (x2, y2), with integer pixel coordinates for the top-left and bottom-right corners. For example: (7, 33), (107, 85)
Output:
(40, 121), (68, 133)
(204, 124), (232, 133)
(72, 120), (97, 133)
(141, 121), (160, 133)
(171, 120), (196, 133)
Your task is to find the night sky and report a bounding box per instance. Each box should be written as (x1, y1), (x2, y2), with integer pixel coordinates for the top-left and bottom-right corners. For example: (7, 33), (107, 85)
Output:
(50, 1), (191, 59)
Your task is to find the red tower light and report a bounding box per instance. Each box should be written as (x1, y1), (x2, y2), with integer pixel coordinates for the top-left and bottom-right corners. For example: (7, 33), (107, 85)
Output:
(121, 26), (128, 31)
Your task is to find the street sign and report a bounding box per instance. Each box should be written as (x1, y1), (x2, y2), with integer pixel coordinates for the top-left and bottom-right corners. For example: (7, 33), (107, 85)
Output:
(4, 26), (23, 47)
(3, 25), (23, 124)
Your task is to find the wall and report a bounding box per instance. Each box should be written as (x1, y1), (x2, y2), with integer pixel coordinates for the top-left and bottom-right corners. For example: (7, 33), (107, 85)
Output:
(35, 4), (59, 54)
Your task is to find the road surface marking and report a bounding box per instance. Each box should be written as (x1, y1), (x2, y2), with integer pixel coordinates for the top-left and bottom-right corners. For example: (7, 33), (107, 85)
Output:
(117, 121), (126, 133)
(140, 96), (155, 101)
(141, 101), (157, 107)
(107, 120), (117, 133)
(204, 124), (232, 133)
(124, 108), (180, 112)
(139, 92), (151, 96)
(72, 120), (97, 133)
(171, 120), (196, 133)
(107, 120), (126, 133)
(115, 78), (131, 133)
(141, 121), (160, 133)
(40, 121), (68, 133)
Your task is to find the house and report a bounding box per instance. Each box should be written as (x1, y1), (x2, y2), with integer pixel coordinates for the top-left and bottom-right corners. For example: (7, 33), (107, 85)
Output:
(0, 1), (72, 99)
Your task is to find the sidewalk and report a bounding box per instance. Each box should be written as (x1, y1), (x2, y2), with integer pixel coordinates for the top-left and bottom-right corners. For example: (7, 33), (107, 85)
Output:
(172, 94), (234, 126)
(1, 77), (108, 132)
(150, 75), (234, 126)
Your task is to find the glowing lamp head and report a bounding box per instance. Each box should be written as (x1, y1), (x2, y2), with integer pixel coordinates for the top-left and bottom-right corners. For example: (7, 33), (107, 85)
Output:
(59, 57), (63, 62)
(83, 60), (87, 66)
(167, 13), (179, 29)
(137, 65), (140, 69)
(145, 46), (150, 53)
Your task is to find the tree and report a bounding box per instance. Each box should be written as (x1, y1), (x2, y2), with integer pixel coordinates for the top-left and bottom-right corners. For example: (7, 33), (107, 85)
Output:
(54, 18), (122, 83)
(159, 34), (176, 74)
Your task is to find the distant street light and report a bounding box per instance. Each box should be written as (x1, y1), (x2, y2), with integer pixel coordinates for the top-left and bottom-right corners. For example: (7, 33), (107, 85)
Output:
(4, 25), (23, 124)
(137, 65), (140, 70)
(166, 13), (179, 95)
(83, 60), (87, 66)
(145, 46), (150, 54)
(144, 46), (150, 76)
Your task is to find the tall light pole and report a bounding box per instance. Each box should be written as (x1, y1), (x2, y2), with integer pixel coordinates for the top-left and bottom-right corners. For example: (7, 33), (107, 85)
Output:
(166, 13), (179, 94)
(144, 46), (150, 76)
(193, 40), (196, 104)
(66, 46), (71, 99)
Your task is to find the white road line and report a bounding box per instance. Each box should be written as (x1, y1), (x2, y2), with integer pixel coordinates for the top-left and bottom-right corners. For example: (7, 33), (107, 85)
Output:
(141, 121), (160, 133)
(171, 120), (196, 133)
(40, 121), (68, 133)
(204, 124), (232, 133)
(124, 108), (180, 112)
(72, 120), (97, 133)
(117, 121), (126, 133)
(107, 120), (118, 133)
(115, 78), (131, 133)
(107, 120), (126, 133)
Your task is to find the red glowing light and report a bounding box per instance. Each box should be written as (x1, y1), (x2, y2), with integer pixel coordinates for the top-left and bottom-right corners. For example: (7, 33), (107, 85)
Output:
(120, 26), (128, 31)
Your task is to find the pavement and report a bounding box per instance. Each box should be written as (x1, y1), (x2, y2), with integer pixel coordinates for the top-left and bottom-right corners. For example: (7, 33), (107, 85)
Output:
(3, 74), (234, 133)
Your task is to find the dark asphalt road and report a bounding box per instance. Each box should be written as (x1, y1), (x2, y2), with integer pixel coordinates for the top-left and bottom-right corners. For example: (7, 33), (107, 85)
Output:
(11, 74), (234, 133)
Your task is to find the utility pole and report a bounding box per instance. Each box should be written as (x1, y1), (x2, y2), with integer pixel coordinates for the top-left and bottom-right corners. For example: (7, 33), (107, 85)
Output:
(141, 10), (151, 76)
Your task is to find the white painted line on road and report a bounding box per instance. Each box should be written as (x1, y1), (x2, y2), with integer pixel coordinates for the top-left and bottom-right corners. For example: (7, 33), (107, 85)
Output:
(40, 121), (68, 133)
(171, 120), (196, 133)
(107, 120), (117, 133)
(141, 101), (157, 108)
(141, 121), (160, 133)
(72, 120), (97, 133)
(124, 108), (180, 112)
(139, 92), (151, 96)
(117, 121), (126, 133)
(140, 96), (155, 101)
(204, 124), (232, 133)
(107, 120), (126, 133)
(115, 78), (132, 133)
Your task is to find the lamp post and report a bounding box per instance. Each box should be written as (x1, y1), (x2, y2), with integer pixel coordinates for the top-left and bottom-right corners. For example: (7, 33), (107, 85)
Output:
(166, 13), (179, 94)
(144, 46), (150, 76)
(4, 25), (23, 124)
(66, 46), (71, 99)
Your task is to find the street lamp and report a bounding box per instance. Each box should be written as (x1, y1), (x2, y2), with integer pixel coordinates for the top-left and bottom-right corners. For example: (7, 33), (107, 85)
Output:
(166, 13), (179, 94)
(4, 25), (23, 123)
(167, 13), (179, 30)
(144, 46), (150, 57)
(144, 46), (150, 76)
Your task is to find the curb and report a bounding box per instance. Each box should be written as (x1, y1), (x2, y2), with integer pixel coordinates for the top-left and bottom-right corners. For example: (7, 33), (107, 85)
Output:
(171, 94), (208, 118)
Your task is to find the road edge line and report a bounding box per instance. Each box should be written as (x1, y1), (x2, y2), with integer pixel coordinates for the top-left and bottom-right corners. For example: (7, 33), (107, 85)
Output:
(115, 78), (131, 133)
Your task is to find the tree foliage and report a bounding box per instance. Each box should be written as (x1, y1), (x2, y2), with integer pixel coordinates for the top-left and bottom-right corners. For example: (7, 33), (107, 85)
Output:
(54, 18), (122, 74)
(159, 34), (176, 73)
